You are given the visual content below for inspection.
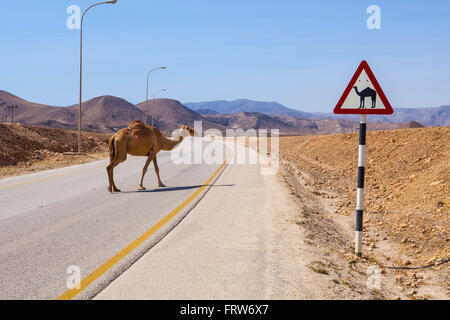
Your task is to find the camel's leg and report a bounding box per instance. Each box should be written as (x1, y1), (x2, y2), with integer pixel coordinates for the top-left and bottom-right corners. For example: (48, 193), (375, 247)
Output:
(153, 155), (166, 188)
(138, 156), (153, 191)
(107, 139), (127, 193)
(107, 158), (122, 193)
(107, 163), (114, 193)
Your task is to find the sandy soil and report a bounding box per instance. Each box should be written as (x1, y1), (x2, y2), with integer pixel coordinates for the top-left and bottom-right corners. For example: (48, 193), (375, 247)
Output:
(278, 127), (449, 300)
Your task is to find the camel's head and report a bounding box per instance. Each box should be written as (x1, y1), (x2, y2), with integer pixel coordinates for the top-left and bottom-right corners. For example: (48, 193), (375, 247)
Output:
(180, 125), (195, 137)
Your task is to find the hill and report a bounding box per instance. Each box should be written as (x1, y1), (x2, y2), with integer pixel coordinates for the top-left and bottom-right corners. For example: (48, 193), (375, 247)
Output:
(0, 91), (146, 133)
(0, 91), (229, 134)
(135, 98), (226, 133)
(67, 95), (144, 133)
(0, 90), (75, 128)
(400, 121), (425, 129)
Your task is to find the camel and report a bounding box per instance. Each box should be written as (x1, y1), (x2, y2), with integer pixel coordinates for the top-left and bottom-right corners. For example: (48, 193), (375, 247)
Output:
(107, 120), (194, 193)
(353, 86), (377, 108)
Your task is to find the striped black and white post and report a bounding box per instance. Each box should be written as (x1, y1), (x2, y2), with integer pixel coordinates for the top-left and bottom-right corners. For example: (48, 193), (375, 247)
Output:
(355, 114), (367, 256)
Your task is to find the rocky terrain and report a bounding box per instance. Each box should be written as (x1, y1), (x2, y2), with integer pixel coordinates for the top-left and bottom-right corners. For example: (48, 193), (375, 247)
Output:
(186, 98), (450, 127)
(279, 127), (449, 299)
(0, 123), (108, 179)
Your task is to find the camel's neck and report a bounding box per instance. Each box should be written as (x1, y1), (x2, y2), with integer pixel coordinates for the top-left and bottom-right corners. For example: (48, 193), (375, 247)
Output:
(353, 87), (360, 96)
(161, 134), (184, 151)
(160, 126), (192, 151)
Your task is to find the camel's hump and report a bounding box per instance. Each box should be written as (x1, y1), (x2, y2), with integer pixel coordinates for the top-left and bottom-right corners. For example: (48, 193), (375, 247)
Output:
(128, 120), (147, 130)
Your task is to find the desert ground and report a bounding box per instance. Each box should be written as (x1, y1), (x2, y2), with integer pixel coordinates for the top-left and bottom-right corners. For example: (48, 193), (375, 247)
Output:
(278, 126), (449, 299)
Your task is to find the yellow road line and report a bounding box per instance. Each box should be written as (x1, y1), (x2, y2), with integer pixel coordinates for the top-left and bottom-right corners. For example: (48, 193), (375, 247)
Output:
(0, 164), (105, 191)
(57, 152), (231, 300)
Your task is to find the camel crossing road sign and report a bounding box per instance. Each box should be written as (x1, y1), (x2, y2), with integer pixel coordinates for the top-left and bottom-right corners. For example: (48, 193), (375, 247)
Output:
(334, 60), (393, 115)
(333, 60), (394, 256)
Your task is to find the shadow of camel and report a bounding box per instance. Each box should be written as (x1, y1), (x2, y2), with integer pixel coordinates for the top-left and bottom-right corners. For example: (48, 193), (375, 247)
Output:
(120, 184), (235, 194)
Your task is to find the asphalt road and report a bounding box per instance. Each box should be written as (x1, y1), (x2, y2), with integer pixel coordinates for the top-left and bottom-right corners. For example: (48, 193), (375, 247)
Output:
(0, 138), (228, 300)
(96, 143), (273, 299)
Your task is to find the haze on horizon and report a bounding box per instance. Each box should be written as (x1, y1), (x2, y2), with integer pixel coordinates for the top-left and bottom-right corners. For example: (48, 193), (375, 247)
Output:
(0, 0), (449, 113)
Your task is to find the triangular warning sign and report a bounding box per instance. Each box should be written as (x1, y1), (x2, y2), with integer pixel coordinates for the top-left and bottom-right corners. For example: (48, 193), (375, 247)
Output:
(334, 61), (393, 115)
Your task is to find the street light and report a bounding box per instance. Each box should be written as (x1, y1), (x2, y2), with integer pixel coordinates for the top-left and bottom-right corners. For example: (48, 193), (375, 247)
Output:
(78, 0), (117, 154)
(145, 66), (166, 124)
(151, 89), (167, 127)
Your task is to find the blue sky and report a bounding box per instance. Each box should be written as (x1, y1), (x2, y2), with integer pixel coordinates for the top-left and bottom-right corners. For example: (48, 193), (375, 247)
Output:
(0, 0), (449, 112)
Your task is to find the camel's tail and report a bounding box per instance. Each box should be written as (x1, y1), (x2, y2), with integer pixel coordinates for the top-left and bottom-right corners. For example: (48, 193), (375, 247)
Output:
(108, 136), (116, 162)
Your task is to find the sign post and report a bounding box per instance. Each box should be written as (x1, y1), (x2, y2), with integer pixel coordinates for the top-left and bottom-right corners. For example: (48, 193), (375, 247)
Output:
(355, 114), (367, 256)
(334, 60), (393, 256)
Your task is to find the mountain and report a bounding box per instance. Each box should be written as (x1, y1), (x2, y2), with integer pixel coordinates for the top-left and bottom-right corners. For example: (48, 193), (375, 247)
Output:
(315, 106), (450, 127)
(2, 90), (446, 135)
(186, 98), (449, 127)
(1, 91), (227, 134)
(203, 112), (302, 133)
(428, 106), (450, 126)
(185, 99), (314, 119)
(135, 98), (226, 133)
(196, 109), (222, 115)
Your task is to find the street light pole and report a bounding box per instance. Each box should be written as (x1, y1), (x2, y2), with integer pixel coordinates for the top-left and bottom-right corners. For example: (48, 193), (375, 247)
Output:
(0, 102), (6, 122)
(7, 105), (18, 123)
(151, 89), (167, 127)
(145, 66), (166, 124)
(78, 0), (117, 154)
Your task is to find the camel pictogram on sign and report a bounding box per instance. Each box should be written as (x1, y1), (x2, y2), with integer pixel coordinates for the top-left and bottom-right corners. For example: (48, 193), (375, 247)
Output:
(353, 86), (377, 109)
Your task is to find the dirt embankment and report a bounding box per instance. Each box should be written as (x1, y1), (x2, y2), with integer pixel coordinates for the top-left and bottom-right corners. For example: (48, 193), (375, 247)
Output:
(279, 127), (449, 298)
(0, 123), (109, 179)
